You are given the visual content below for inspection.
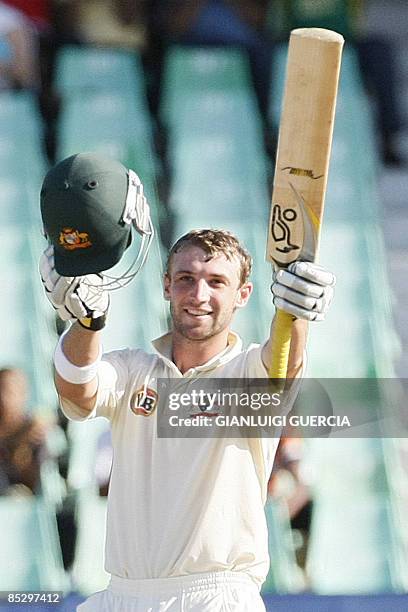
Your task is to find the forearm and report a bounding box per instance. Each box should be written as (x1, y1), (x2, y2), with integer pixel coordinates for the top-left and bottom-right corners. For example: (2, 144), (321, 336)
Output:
(286, 318), (308, 378)
(7, 29), (39, 89)
(55, 323), (102, 412)
(262, 316), (308, 379)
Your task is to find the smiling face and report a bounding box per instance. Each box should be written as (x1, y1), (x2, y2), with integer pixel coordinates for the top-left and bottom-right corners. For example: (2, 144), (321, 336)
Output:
(164, 245), (252, 342)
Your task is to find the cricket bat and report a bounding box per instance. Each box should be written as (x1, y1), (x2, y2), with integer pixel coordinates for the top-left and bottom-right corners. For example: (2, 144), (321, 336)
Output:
(266, 28), (344, 379)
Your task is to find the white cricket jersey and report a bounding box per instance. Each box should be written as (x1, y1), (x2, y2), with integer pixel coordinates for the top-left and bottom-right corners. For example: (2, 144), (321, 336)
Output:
(61, 332), (296, 588)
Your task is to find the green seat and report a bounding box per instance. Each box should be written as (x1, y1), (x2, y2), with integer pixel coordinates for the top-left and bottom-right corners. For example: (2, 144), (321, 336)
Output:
(169, 128), (268, 215)
(58, 92), (151, 155)
(0, 91), (43, 142)
(278, 0), (357, 38)
(71, 490), (109, 595)
(0, 92), (46, 188)
(66, 421), (110, 594)
(161, 46), (253, 128)
(67, 419), (110, 491)
(168, 90), (263, 143)
(306, 438), (395, 594)
(0, 218), (57, 411)
(0, 497), (67, 590)
(56, 46), (144, 97)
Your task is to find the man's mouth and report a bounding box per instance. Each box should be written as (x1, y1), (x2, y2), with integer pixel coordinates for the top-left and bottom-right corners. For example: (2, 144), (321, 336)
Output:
(184, 308), (213, 317)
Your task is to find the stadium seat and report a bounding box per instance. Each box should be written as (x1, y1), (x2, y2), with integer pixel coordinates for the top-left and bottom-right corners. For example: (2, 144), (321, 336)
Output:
(0, 497), (67, 591)
(262, 498), (305, 593)
(55, 46), (144, 98)
(66, 419), (111, 594)
(71, 490), (110, 596)
(307, 441), (395, 593)
(160, 46), (253, 128)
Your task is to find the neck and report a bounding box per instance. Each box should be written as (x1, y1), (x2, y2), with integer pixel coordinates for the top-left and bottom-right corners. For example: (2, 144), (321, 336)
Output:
(171, 329), (230, 374)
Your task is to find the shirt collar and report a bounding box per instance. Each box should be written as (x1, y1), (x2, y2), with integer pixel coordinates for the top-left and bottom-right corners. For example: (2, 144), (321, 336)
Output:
(151, 331), (243, 374)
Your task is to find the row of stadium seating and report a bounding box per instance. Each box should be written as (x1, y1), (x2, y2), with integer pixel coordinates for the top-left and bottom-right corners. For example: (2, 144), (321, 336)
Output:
(0, 92), (68, 591)
(0, 93), (56, 410)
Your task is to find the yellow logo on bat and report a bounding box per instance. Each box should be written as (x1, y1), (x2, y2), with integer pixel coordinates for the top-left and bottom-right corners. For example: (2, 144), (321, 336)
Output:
(281, 166), (323, 180)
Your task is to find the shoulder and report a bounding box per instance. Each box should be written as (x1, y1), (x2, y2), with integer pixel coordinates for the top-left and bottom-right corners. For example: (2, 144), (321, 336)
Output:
(217, 341), (268, 377)
(101, 346), (162, 377)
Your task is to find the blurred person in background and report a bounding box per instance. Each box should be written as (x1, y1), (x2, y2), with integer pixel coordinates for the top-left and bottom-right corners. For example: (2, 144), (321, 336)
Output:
(2, 1), (83, 162)
(0, 366), (75, 567)
(0, 368), (48, 495)
(6, 0), (148, 161)
(71, 0), (146, 49)
(268, 436), (312, 569)
(0, 0), (39, 90)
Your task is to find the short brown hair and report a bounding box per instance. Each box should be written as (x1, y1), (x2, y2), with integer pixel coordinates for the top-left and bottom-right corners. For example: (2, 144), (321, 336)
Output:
(166, 229), (252, 286)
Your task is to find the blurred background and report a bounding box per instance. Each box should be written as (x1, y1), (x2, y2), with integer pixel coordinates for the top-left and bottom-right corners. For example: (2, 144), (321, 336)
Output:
(0, 0), (407, 610)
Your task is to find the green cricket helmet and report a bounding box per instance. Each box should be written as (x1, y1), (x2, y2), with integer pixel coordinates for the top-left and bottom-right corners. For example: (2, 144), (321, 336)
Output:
(40, 152), (154, 283)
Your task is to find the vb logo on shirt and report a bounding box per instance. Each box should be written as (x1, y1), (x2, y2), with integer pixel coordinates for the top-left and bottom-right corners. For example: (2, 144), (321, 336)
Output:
(130, 387), (158, 416)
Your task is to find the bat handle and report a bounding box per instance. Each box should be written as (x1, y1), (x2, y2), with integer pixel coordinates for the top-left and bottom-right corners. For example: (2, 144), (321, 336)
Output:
(269, 308), (294, 379)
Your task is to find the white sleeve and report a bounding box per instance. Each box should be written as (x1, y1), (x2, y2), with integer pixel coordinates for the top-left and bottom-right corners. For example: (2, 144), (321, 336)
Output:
(243, 343), (306, 417)
(59, 349), (130, 422)
(244, 342), (269, 378)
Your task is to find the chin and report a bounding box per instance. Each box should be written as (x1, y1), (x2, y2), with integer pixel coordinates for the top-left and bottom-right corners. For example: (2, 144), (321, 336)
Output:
(174, 323), (214, 342)
(183, 328), (214, 341)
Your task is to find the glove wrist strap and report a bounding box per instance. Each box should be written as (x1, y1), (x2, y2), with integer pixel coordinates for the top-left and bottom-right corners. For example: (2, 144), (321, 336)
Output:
(78, 313), (107, 331)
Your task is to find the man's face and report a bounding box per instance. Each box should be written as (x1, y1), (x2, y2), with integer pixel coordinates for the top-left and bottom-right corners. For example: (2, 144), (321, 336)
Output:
(164, 246), (252, 342)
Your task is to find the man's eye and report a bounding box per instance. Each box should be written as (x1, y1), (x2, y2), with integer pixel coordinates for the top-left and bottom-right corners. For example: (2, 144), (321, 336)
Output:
(178, 275), (193, 282)
(210, 279), (225, 287)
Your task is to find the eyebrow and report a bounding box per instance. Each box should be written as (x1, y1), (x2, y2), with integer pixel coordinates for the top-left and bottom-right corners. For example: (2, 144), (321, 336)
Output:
(173, 270), (230, 282)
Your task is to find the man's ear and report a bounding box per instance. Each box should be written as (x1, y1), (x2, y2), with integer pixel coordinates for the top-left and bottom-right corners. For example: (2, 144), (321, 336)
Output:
(235, 282), (253, 309)
(163, 273), (171, 301)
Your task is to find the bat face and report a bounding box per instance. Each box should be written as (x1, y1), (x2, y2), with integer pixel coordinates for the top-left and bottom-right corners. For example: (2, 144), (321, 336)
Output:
(268, 180), (320, 267)
(266, 28), (344, 269)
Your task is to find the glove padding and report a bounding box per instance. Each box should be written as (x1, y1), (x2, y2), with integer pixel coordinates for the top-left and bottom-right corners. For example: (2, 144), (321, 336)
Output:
(39, 246), (109, 330)
(271, 261), (336, 322)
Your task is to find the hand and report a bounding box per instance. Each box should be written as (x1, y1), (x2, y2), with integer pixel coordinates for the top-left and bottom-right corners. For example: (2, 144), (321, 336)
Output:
(271, 261), (335, 321)
(39, 246), (109, 330)
(27, 417), (48, 446)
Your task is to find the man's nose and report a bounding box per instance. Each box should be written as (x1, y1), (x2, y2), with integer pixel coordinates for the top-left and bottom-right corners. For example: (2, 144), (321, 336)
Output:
(191, 279), (210, 301)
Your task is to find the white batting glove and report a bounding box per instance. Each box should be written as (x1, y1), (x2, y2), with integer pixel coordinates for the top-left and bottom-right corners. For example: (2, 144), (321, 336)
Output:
(271, 261), (336, 322)
(39, 245), (109, 331)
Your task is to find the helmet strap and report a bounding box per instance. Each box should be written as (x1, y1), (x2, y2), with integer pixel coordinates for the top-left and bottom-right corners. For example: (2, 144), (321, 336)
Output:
(122, 169), (152, 235)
